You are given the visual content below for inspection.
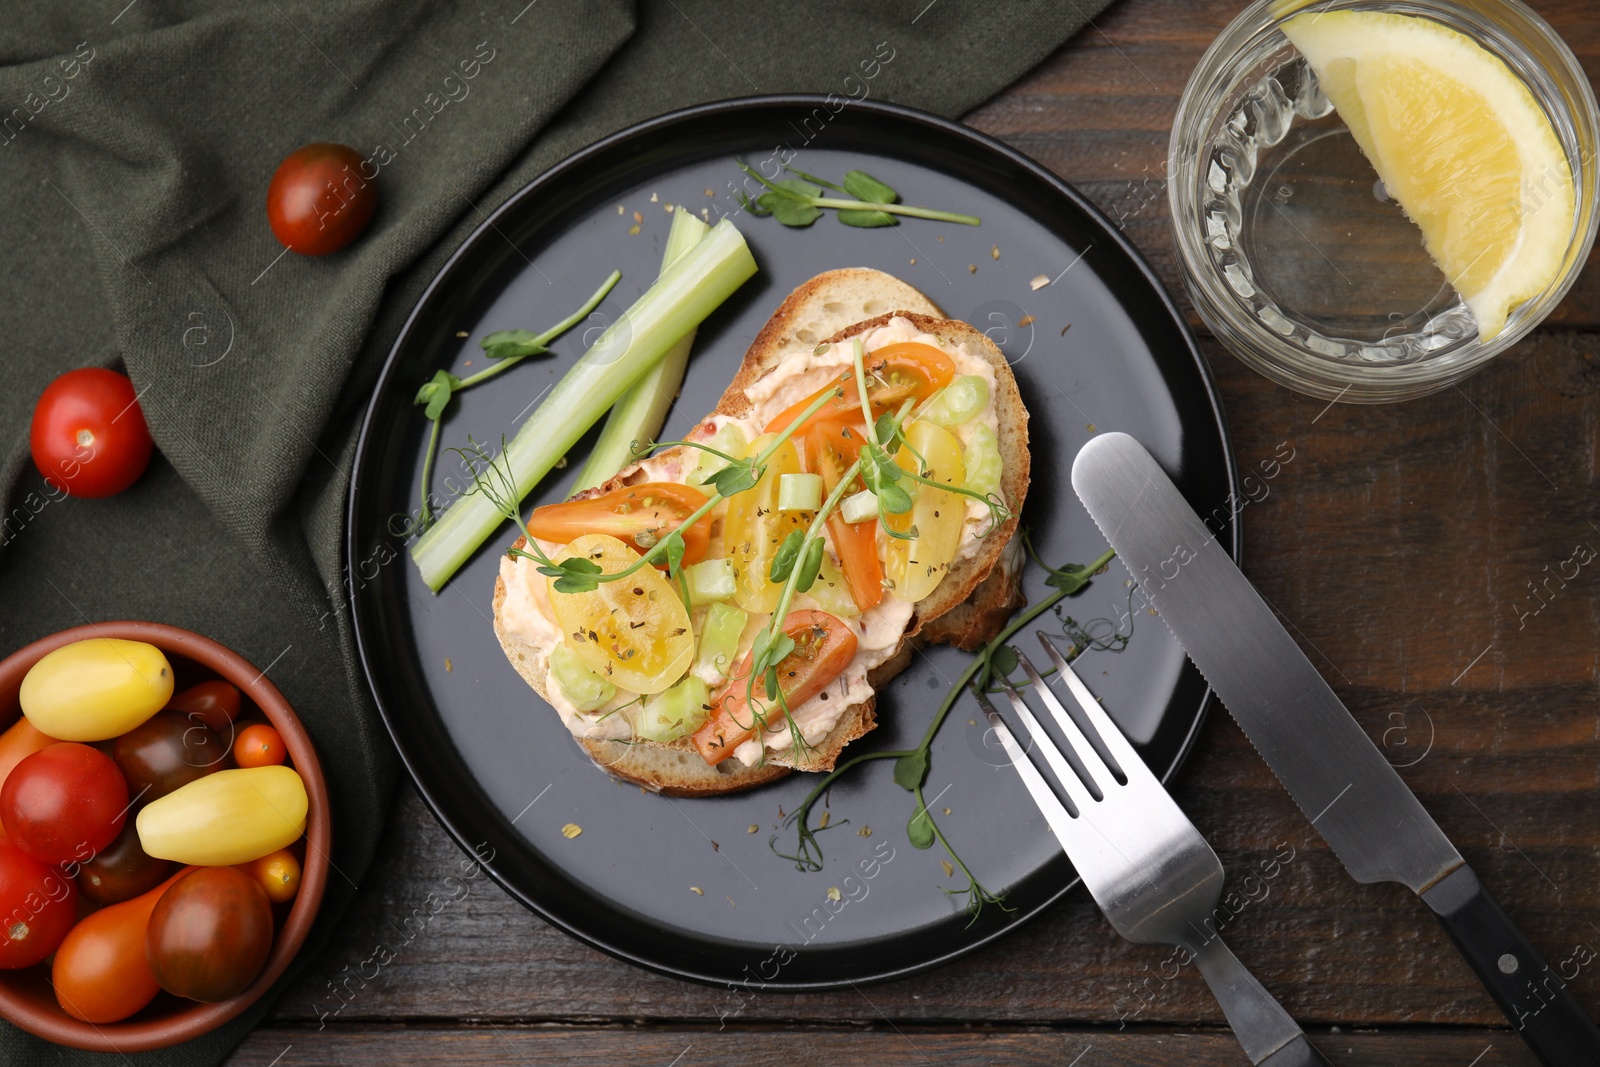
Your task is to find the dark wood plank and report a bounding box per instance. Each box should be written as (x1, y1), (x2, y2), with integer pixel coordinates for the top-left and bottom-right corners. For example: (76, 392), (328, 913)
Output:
(229, 1025), (1534, 1066)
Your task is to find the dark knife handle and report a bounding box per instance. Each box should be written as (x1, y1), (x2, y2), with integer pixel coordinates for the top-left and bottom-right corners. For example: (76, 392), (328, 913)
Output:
(1258, 1034), (1333, 1067)
(1422, 864), (1600, 1065)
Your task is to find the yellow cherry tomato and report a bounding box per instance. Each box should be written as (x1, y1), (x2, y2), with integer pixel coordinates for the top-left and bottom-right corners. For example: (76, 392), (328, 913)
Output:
(136, 765), (307, 866)
(884, 420), (967, 603)
(20, 638), (173, 742)
(237, 848), (302, 903)
(724, 434), (811, 614)
(547, 533), (693, 695)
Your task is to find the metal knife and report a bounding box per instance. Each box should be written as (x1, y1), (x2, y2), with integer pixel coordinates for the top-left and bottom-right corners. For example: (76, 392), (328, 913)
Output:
(1071, 431), (1600, 1066)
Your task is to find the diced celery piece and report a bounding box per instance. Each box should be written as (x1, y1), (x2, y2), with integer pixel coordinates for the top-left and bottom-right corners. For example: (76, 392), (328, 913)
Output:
(963, 424), (1003, 498)
(805, 551), (861, 618)
(632, 675), (711, 742)
(549, 643), (615, 712)
(686, 558), (736, 605)
(688, 421), (749, 487)
(693, 602), (748, 685)
(778, 472), (823, 512)
(841, 489), (878, 524)
(921, 375), (990, 427)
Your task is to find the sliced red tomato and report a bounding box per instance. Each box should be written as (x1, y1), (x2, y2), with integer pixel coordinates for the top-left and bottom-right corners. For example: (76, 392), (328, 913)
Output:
(804, 420), (883, 613)
(693, 610), (857, 766)
(764, 342), (956, 437)
(526, 482), (713, 566)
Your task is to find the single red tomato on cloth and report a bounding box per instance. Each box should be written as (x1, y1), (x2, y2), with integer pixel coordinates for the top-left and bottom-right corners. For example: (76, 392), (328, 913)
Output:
(30, 367), (153, 498)
(266, 142), (377, 256)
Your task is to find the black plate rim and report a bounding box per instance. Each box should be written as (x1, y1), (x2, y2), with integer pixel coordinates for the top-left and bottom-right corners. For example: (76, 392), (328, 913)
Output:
(347, 93), (1241, 991)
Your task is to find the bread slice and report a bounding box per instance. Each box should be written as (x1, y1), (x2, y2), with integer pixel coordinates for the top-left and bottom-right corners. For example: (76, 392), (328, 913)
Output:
(493, 269), (1030, 797)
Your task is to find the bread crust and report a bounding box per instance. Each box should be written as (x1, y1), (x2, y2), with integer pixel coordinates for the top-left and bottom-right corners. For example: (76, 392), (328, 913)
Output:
(492, 270), (1029, 796)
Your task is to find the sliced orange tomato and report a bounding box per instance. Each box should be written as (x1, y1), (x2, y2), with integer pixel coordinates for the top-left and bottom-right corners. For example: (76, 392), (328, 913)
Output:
(804, 420), (883, 612)
(764, 342), (956, 437)
(526, 482), (713, 567)
(692, 610), (857, 766)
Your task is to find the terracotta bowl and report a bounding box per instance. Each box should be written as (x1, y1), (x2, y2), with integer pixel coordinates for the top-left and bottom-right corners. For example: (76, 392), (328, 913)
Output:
(0, 621), (330, 1052)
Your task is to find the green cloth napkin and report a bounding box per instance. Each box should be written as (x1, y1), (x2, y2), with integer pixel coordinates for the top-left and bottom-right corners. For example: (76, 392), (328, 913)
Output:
(0, 0), (1110, 1061)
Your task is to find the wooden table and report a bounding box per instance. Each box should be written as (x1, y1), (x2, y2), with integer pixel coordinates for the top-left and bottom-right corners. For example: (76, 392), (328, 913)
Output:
(229, 1), (1600, 1062)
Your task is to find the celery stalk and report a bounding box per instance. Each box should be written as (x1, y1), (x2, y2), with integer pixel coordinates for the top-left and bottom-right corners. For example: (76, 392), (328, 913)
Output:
(569, 209), (710, 495)
(411, 218), (759, 591)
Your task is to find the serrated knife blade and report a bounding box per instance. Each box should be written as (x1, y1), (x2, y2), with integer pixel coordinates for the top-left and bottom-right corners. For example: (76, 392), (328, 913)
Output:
(1071, 431), (1600, 1065)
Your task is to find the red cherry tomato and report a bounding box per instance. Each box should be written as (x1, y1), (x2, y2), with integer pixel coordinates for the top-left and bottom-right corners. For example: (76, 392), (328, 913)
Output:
(0, 841), (78, 969)
(232, 723), (286, 769)
(266, 142), (377, 255)
(526, 482), (715, 567)
(0, 743), (128, 865)
(29, 368), (154, 498)
(164, 680), (242, 736)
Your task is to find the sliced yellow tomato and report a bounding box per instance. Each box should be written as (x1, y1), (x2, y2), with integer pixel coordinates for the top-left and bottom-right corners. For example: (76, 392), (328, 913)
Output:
(723, 434), (811, 614)
(20, 639), (173, 742)
(547, 533), (693, 694)
(884, 420), (966, 603)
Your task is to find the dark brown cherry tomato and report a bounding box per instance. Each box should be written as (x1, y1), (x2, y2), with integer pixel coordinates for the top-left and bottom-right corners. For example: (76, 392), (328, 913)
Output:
(0, 841), (77, 968)
(0, 743), (127, 864)
(147, 866), (274, 1002)
(113, 709), (225, 802)
(164, 680), (242, 737)
(29, 367), (154, 498)
(77, 821), (176, 907)
(266, 142), (377, 255)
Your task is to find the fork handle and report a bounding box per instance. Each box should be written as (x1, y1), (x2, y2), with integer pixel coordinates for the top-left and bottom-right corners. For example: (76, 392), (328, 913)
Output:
(1191, 935), (1331, 1066)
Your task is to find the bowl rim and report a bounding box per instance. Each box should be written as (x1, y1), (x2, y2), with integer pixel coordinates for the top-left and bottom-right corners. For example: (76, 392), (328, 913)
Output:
(0, 621), (330, 1053)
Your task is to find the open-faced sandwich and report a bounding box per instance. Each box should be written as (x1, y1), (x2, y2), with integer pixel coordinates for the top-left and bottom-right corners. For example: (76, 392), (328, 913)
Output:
(493, 268), (1030, 796)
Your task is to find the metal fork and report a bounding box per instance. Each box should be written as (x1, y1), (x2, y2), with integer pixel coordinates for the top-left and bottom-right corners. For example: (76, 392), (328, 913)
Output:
(971, 633), (1332, 1067)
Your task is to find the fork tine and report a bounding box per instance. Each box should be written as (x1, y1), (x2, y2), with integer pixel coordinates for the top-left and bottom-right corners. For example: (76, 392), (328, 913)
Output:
(970, 685), (1083, 844)
(1014, 650), (1117, 799)
(1036, 633), (1139, 781)
(997, 666), (1102, 810)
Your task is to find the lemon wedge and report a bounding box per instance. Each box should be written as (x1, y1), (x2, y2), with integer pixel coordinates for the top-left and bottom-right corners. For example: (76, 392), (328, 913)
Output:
(1281, 10), (1574, 341)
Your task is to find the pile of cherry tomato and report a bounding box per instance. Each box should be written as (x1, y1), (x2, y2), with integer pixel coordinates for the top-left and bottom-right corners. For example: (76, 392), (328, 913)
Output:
(1, 637), (311, 1024)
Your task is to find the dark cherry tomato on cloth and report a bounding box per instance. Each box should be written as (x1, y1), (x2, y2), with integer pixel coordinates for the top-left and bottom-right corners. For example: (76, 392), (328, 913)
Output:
(266, 142), (377, 255)
(147, 866), (274, 1002)
(0, 841), (77, 969)
(29, 367), (153, 498)
(232, 723), (286, 769)
(77, 821), (176, 907)
(114, 709), (225, 802)
(164, 679), (242, 736)
(0, 743), (127, 865)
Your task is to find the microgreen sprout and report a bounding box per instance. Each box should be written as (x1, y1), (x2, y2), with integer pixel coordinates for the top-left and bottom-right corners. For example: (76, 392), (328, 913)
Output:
(412, 270), (621, 531)
(734, 160), (981, 228)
